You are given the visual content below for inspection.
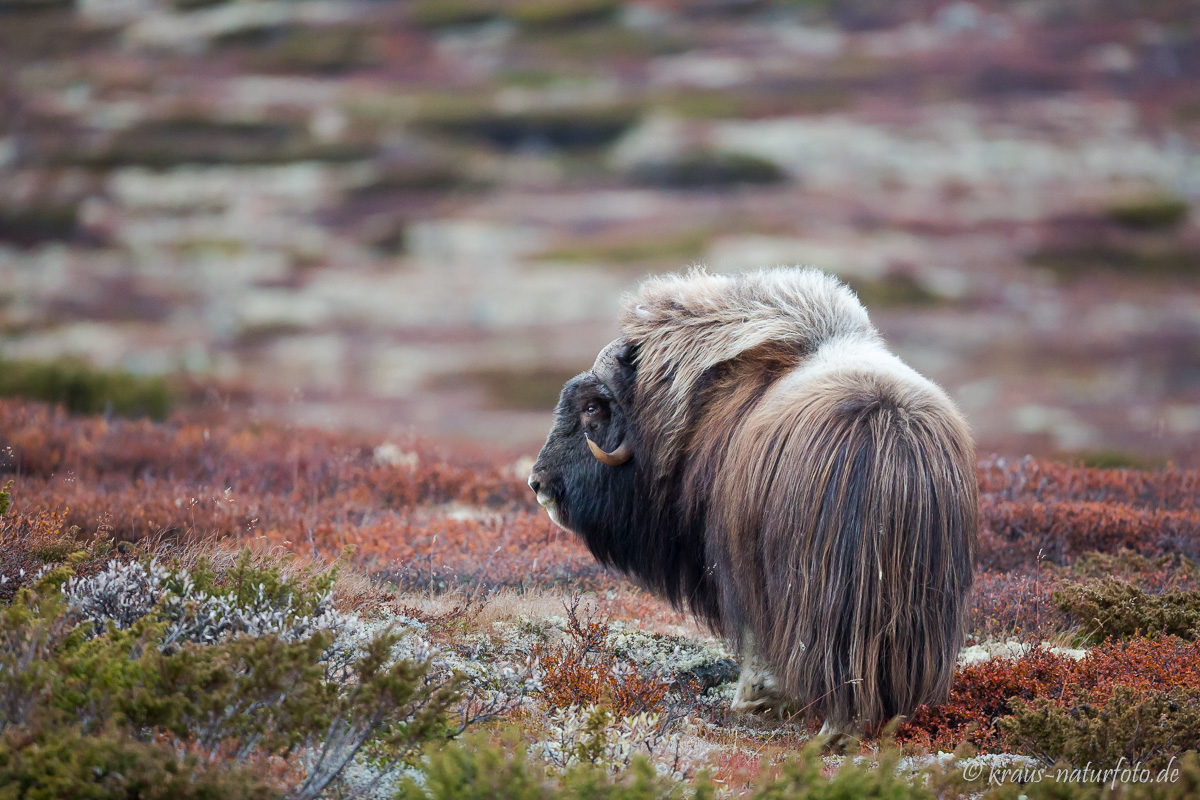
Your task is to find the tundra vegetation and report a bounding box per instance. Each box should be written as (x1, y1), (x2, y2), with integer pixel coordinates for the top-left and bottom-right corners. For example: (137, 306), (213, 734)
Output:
(4, 0), (1200, 469)
(3, 0), (1200, 793)
(2, 396), (1200, 797)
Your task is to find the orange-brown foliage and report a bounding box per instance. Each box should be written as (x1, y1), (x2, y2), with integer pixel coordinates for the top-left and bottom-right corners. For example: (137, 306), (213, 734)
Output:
(1, 399), (593, 591)
(0, 501), (72, 601)
(899, 637), (1200, 752)
(7, 398), (1200, 759)
(533, 602), (669, 718)
(968, 568), (1070, 642)
(7, 400), (1200, 598)
(977, 456), (1200, 571)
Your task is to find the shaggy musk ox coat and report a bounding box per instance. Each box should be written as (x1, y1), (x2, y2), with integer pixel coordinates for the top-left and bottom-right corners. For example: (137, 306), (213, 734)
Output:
(529, 267), (978, 733)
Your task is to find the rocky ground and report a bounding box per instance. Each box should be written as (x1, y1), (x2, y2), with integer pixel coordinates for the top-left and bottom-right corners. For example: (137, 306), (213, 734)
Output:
(2, 0), (1200, 462)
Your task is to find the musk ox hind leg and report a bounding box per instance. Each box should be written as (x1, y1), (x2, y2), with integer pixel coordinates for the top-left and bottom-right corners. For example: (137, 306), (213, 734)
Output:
(731, 635), (862, 749)
(730, 633), (790, 716)
(815, 720), (862, 753)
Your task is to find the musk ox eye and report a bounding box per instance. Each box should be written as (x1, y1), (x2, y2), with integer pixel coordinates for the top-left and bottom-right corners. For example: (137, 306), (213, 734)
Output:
(585, 404), (599, 415)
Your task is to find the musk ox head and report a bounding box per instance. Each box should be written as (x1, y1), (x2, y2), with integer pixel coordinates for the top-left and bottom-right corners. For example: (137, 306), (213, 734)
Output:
(527, 267), (978, 735)
(528, 340), (642, 549)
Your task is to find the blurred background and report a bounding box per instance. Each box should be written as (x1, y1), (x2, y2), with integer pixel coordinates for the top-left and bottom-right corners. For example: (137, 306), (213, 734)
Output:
(1, 0), (1199, 465)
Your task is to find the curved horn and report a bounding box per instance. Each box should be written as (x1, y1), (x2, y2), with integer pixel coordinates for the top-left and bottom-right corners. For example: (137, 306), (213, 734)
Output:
(591, 339), (630, 389)
(586, 434), (633, 467)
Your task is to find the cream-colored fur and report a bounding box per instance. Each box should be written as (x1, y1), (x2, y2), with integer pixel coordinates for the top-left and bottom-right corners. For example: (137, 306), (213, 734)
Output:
(731, 631), (790, 715)
(619, 266), (881, 479)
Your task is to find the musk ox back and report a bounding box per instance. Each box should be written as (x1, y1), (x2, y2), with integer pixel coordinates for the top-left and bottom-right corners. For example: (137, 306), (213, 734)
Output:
(528, 267), (978, 734)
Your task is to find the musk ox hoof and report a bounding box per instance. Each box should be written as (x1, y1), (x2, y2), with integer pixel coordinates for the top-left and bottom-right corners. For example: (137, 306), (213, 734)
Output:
(815, 721), (861, 753)
(730, 659), (790, 716)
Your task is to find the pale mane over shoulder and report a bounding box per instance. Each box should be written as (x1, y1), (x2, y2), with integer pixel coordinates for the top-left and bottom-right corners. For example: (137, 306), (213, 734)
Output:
(619, 266), (885, 475)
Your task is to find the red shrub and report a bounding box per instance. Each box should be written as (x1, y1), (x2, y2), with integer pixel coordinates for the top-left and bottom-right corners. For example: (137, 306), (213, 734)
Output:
(979, 499), (1200, 570)
(899, 637), (1200, 752)
(533, 602), (669, 718)
(899, 644), (1072, 751)
(969, 568), (1070, 642)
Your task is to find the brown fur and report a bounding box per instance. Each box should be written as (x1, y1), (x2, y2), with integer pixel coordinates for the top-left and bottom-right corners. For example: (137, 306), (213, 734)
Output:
(618, 268), (978, 732)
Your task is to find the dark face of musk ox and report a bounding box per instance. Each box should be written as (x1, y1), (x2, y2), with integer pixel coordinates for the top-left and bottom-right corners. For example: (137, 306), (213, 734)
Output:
(528, 343), (640, 554)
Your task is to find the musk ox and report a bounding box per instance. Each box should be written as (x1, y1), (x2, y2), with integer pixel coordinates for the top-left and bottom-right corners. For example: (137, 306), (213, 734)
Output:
(528, 267), (978, 737)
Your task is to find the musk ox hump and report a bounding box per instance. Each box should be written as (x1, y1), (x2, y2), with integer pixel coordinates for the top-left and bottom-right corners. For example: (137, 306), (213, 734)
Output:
(618, 266), (881, 480)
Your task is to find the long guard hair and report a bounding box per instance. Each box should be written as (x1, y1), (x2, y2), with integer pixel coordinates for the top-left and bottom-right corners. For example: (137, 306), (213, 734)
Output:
(613, 267), (979, 732)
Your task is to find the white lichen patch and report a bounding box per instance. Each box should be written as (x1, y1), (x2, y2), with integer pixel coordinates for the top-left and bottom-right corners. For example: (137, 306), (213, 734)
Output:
(958, 639), (1088, 665)
(334, 756), (425, 800)
(63, 557), (436, 673)
(531, 705), (682, 776)
(604, 619), (734, 678)
(373, 442), (419, 469)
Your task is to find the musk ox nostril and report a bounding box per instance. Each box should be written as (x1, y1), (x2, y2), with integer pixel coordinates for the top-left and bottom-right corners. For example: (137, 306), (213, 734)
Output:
(527, 474), (542, 495)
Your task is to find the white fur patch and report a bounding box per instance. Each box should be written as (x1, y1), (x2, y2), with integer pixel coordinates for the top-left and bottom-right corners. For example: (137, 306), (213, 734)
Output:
(769, 336), (946, 405)
(537, 496), (569, 532)
(621, 266), (884, 479)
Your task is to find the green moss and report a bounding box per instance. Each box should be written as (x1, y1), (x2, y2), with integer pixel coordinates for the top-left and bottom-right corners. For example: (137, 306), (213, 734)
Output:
(1053, 578), (1200, 642)
(1068, 551), (1197, 583)
(1107, 195), (1191, 230)
(661, 86), (852, 119)
(410, 0), (499, 29)
(415, 103), (641, 151)
(535, 230), (710, 267)
(432, 367), (581, 411)
(498, 69), (565, 88)
(1027, 245), (1200, 279)
(629, 150), (787, 189)
(245, 25), (382, 74)
(0, 358), (173, 420)
(845, 274), (944, 308)
(1001, 687), (1200, 773)
(660, 90), (748, 120)
(412, 0), (617, 31)
(233, 321), (310, 347)
(508, 0), (619, 30)
(55, 118), (374, 168)
(1074, 450), (1167, 470)
(520, 22), (690, 61)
